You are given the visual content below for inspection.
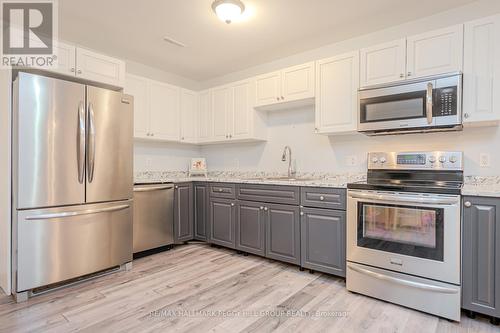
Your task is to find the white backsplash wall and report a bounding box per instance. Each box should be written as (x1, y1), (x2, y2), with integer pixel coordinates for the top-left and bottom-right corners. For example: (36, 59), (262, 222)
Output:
(200, 106), (500, 176)
(134, 141), (201, 172)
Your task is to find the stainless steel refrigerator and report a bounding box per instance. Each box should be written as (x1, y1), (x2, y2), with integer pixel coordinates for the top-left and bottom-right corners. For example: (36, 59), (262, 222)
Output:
(12, 72), (134, 298)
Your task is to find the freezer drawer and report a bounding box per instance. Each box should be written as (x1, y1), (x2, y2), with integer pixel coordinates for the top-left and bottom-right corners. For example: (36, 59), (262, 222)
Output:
(15, 200), (133, 292)
(133, 184), (174, 253)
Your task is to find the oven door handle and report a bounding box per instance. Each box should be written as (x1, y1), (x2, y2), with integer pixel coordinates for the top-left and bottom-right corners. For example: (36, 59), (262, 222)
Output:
(348, 192), (459, 206)
(347, 263), (459, 294)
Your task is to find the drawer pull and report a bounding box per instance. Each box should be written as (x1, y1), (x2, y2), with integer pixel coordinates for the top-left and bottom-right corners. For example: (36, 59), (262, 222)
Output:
(319, 196), (325, 201)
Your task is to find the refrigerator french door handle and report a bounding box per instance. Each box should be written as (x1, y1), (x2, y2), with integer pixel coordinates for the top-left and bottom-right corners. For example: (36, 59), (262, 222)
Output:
(87, 102), (96, 183)
(77, 101), (86, 184)
(25, 204), (130, 220)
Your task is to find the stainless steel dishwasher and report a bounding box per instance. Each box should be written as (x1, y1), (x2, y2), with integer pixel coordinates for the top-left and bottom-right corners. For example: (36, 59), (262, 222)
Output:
(133, 183), (174, 253)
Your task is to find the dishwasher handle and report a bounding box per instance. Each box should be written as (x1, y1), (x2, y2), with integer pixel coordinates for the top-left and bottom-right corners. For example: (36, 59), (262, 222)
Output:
(134, 185), (174, 192)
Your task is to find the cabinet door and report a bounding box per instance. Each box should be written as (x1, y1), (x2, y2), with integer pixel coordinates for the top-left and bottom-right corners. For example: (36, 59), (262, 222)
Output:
(236, 201), (266, 256)
(194, 183), (208, 241)
(174, 183), (194, 243)
(265, 203), (300, 265)
(209, 198), (236, 248)
(124, 74), (149, 139)
(211, 86), (231, 141)
(149, 80), (180, 141)
(42, 41), (76, 77)
(315, 52), (359, 134)
(231, 80), (253, 139)
(463, 15), (500, 124)
(300, 208), (345, 276)
(75, 47), (125, 87)
(360, 39), (406, 87)
(180, 89), (198, 143)
(255, 71), (281, 107)
(406, 25), (463, 79)
(281, 62), (315, 102)
(198, 90), (213, 142)
(462, 197), (500, 318)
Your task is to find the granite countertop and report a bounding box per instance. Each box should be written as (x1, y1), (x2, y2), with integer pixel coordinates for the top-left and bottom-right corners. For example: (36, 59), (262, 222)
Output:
(462, 176), (500, 198)
(134, 171), (367, 189)
(135, 172), (500, 197)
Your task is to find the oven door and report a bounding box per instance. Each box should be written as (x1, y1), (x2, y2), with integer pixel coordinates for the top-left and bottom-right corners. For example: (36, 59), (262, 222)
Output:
(347, 190), (460, 284)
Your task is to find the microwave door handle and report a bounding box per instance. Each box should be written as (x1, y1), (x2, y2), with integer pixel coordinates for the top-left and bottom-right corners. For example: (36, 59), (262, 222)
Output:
(426, 82), (433, 125)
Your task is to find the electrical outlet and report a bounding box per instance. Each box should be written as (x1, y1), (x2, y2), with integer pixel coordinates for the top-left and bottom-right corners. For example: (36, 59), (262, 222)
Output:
(146, 158), (153, 170)
(480, 153), (491, 167)
(346, 155), (358, 167)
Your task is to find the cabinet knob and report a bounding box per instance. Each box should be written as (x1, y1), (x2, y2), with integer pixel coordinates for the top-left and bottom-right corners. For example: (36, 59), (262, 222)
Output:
(407, 72), (412, 77)
(151, 133), (154, 136)
(464, 201), (472, 208)
(70, 68), (75, 73)
(260, 206), (264, 210)
(77, 69), (82, 74)
(281, 96), (284, 100)
(264, 207), (268, 211)
(399, 73), (404, 78)
(276, 97), (280, 101)
(300, 211), (304, 216)
(175, 186), (179, 189)
(181, 137), (184, 140)
(231, 203), (235, 207)
(319, 196), (325, 201)
(464, 113), (469, 119)
(218, 188), (223, 192)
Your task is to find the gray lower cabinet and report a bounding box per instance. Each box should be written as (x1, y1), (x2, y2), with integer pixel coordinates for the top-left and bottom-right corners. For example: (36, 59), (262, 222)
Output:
(236, 201), (266, 256)
(174, 183), (194, 243)
(265, 203), (300, 265)
(194, 183), (208, 241)
(209, 197), (236, 249)
(300, 207), (345, 277)
(462, 196), (500, 319)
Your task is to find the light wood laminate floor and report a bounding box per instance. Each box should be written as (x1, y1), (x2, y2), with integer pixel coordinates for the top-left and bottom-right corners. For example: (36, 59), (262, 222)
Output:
(0, 243), (498, 333)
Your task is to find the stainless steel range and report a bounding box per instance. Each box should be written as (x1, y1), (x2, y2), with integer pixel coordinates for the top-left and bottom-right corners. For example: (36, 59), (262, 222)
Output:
(346, 151), (463, 321)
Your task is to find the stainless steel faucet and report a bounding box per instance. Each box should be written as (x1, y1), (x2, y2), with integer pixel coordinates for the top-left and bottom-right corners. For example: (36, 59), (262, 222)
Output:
(281, 146), (295, 178)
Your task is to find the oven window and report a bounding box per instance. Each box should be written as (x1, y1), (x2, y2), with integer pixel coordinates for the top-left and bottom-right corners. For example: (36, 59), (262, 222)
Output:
(360, 90), (427, 123)
(357, 202), (444, 261)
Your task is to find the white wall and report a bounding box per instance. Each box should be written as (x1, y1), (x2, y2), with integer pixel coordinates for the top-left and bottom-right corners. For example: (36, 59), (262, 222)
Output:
(126, 60), (200, 91)
(134, 141), (201, 172)
(201, 107), (500, 176)
(0, 69), (11, 294)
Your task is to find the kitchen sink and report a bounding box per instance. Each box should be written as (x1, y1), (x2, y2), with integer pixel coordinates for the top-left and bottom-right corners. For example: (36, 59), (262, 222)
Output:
(246, 176), (319, 182)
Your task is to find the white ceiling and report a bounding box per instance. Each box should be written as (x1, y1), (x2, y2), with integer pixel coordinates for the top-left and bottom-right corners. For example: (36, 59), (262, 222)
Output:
(59, 0), (476, 81)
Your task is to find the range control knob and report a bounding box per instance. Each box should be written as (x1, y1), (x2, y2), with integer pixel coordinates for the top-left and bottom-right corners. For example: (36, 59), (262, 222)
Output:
(439, 156), (447, 163)
(449, 155), (458, 163)
(371, 157), (379, 164)
(379, 157), (387, 164)
(428, 156), (437, 163)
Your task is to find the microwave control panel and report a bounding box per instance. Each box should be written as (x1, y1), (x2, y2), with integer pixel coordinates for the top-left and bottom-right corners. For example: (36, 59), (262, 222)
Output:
(434, 86), (457, 117)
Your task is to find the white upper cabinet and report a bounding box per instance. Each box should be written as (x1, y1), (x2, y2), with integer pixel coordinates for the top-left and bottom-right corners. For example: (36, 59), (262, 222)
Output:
(231, 79), (255, 139)
(76, 47), (126, 88)
(255, 62), (315, 109)
(315, 51), (359, 134)
(180, 89), (198, 143)
(406, 25), (463, 79)
(281, 62), (315, 101)
(463, 15), (500, 125)
(255, 71), (281, 106)
(149, 81), (180, 141)
(124, 74), (149, 139)
(212, 86), (232, 141)
(46, 41), (76, 77)
(198, 90), (213, 143)
(360, 39), (406, 87)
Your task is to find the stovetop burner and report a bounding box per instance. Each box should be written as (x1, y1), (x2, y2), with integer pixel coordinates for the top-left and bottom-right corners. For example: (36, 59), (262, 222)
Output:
(347, 151), (464, 195)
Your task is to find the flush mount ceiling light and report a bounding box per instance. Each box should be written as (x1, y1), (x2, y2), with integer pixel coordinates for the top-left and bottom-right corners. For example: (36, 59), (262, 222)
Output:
(212, 0), (245, 24)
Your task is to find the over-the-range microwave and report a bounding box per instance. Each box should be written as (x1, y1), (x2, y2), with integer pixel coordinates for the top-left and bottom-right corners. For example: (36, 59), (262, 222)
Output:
(357, 73), (462, 135)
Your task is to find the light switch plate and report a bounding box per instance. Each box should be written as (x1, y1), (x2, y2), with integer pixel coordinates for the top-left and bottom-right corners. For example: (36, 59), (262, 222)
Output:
(346, 155), (358, 167)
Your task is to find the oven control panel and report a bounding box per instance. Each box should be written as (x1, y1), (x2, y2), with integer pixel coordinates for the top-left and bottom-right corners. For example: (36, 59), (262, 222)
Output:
(368, 151), (463, 170)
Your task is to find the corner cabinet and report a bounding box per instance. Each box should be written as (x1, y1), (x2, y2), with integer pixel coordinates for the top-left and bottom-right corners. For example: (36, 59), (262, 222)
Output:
(463, 14), (500, 126)
(174, 183), (194, 243)
(255, 62), (315, 110)
(315, 51), (359, 134)
(180, 89), (198, 144)
(462, 196), (500, 322)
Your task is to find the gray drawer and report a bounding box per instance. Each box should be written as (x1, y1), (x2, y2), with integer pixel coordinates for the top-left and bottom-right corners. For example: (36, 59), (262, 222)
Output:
(210, 183), (236, 199)
(300, 187), (346, 210)
(237, 184), (300, 205)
